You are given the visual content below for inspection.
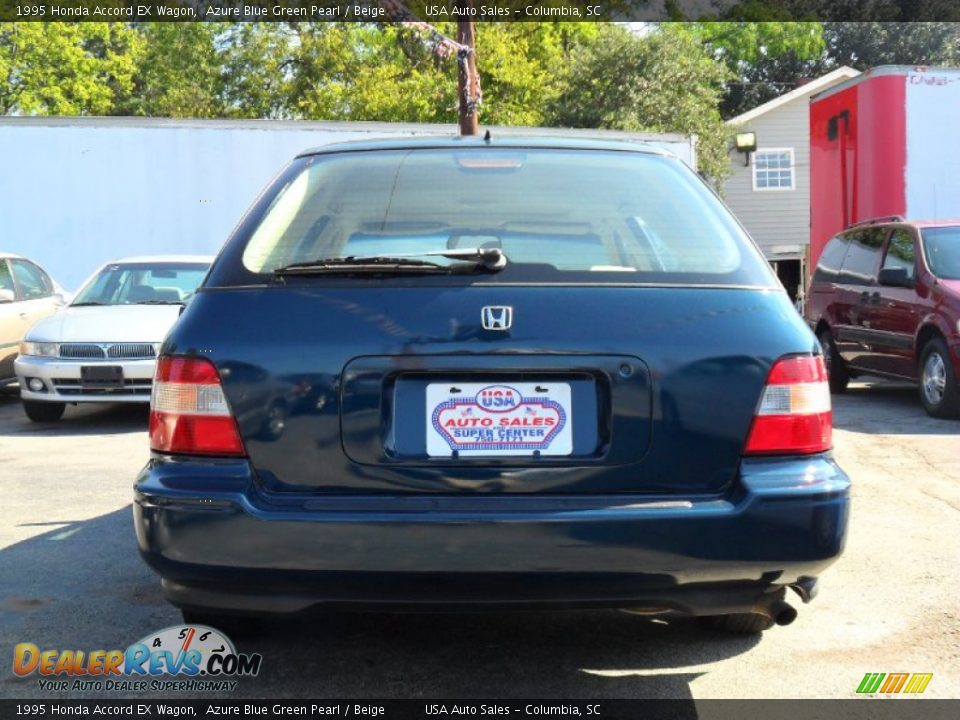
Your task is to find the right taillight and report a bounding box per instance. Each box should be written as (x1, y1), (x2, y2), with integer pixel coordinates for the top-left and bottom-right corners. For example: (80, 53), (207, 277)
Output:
(149, 356), (245, 457)
(744, 355), (832, 456)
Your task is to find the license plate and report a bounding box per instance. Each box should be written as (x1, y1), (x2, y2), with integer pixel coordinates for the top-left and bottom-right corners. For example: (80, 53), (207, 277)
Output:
(426, 382), (572, 457)
(80, 365), (125, 388)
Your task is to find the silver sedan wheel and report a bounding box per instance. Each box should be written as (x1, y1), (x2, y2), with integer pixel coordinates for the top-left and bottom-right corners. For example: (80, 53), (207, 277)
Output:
(922, 351), (947, 406)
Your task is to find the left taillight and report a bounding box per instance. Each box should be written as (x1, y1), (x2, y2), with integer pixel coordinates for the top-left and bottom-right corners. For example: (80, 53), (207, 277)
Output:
(149, 356), (245, 457)
(744, 354), (832, 456)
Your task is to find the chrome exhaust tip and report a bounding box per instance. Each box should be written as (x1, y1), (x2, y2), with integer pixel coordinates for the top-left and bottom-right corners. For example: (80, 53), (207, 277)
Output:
(769, 598), (798, 626)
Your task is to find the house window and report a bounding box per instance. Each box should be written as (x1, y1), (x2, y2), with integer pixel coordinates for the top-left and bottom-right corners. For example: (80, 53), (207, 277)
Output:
(752, 148), (795, 191)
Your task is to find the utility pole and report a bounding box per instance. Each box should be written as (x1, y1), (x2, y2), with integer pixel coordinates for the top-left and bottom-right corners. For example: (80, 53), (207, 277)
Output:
(456, 0), (479, 136)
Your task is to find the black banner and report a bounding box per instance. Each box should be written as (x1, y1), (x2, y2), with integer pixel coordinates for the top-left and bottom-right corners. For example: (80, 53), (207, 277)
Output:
(2, 700), (960, 720)
(2, 0), (960, 23)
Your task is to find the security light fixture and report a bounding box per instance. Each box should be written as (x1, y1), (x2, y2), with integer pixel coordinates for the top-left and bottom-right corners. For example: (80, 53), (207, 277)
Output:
(735, 132), (757, 166)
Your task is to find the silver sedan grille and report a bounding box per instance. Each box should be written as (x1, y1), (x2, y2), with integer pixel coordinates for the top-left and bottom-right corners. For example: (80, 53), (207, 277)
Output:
(57, 343), (157, 360)
(107, 343), (156, 359)
(58, 344), (107, 359)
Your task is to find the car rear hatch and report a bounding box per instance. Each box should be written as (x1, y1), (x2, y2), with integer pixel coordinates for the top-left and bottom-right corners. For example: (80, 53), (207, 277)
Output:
(172, 282), (809, 495)
(173, 141), (806, 496)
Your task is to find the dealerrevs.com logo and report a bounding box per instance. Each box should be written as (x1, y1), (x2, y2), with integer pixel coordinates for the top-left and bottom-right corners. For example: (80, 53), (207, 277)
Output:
(12, 625), (262, 693)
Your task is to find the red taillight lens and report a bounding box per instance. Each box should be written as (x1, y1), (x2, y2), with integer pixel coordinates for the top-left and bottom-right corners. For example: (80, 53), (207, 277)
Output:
(149, 357), (245, 457)
(744, 355), (832, 456)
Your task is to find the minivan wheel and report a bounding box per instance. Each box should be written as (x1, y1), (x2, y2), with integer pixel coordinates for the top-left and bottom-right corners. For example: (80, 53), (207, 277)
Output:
(919, 338), (960, 418)
(22, 400), (66, 422)
(703, 612), (775, 635)
(817, 329), (849, 394)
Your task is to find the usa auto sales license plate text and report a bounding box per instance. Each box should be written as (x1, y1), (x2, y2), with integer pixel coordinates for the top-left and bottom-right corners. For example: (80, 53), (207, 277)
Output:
(426, 382), (573, 457)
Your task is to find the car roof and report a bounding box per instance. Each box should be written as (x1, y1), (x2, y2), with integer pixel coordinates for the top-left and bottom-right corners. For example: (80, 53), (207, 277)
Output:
(846, 218), (960, 231)
(103, 255), (214, 265)
(295, 135), (674, 159)
(906, 220), (960, 229)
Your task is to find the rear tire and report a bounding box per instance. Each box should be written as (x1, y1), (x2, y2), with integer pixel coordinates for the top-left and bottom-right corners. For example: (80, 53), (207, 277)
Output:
(918, 338), (960, 418)
(703, 612), (775, 635)
(22, 400), (66, 422)
(817, 328), (849, 394)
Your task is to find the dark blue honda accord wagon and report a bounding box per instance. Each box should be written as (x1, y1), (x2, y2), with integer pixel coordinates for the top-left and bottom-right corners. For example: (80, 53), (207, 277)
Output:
(134, 138), (849, 634)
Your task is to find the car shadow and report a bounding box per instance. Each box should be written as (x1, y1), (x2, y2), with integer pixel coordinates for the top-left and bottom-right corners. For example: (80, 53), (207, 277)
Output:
(0, 507), (760, 702)
(0, 389), (149, 437)
(833, 380), (960, 436)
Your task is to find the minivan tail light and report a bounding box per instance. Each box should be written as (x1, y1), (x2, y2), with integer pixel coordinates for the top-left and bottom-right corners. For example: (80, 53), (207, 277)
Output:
(744, 355), (832, 455)
(149, 357), (245, 456)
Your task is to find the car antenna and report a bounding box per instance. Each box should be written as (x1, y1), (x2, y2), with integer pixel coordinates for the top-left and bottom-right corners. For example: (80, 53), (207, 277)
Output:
(483, 129), (491, 143)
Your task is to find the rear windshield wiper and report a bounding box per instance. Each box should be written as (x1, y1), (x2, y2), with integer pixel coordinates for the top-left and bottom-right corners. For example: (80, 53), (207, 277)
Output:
(273, 247), (507, 276)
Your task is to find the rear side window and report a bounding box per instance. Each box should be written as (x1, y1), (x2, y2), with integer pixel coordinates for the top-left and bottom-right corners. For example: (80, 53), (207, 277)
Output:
(214, 148), (775, 287)
(922, 226), (960, 280)
(838, 228), (885, 285)
(10, 259), (52, 300)
(0, 260), (14, 296)
(881, 229), (917, 281)
(812, 234), (851, 283)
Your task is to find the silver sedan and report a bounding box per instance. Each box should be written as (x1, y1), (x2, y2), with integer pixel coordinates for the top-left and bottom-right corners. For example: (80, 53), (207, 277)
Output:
(15, 256), (211, 422)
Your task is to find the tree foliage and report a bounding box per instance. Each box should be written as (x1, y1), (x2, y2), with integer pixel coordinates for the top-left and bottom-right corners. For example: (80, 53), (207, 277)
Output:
(0, 22), (140, 115)
(548, 24), (733, 182)
(124, 23), (223, 117)
(688, 4), (960, 117)
(680, 22), (826, 118)
(823, 21), (960, 69)
(215, 22), (595, 126)
(3, 18), (960, 182)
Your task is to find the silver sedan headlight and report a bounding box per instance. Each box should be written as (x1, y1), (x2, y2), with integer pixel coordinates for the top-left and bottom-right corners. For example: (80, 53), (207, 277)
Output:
(19, 341), (59, 357)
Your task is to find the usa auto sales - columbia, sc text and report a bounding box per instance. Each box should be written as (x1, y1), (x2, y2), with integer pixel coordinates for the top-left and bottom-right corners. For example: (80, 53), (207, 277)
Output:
(425, 706), (600, 716)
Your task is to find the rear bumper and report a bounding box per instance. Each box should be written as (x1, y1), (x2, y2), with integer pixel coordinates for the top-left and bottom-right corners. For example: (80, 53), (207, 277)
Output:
(133, 455), (850, 615)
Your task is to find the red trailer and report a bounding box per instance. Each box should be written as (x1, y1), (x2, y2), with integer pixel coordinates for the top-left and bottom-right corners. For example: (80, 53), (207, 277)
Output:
(810, 65), (960, 266)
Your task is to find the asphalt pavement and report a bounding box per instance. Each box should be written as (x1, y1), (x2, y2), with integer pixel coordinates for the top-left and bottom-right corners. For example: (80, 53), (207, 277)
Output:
(1, 381), (958, 699)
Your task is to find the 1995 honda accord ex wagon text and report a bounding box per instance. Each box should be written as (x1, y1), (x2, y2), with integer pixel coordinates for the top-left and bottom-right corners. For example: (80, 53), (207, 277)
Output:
(134, 138), (850, 635)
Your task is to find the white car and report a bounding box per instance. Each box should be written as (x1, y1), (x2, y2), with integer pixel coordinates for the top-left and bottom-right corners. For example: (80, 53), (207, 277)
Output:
(15, 256), (212, 422)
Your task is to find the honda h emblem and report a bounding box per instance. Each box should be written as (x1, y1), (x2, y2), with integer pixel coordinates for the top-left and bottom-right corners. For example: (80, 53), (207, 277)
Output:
(481, 306), (513, 331)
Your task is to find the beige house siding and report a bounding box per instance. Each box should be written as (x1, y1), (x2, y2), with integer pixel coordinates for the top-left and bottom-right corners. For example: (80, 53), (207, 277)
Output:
(725, 98), (811, 255)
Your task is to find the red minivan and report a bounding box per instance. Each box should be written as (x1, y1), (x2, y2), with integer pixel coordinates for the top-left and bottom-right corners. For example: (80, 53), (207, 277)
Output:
(806, 217), (960, 417)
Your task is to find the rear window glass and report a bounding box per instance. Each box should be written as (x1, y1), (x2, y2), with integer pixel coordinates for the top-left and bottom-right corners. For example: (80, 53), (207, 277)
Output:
(922, 227), (960, 280)
(217, 148), (774, 287)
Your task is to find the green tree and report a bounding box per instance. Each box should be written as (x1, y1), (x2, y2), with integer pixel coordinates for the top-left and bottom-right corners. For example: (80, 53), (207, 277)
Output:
(124, 22), (224, 118)
(681, 22), (826, 118)
(217, 22), (598, 127)
(0, 22), (141, 115)
(547, 24), (733, 182)
(220, 23), (297, 119)
(823, 22), (960, 69)
(286, 23), (454, 122)
(470, 23), (598, 127)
